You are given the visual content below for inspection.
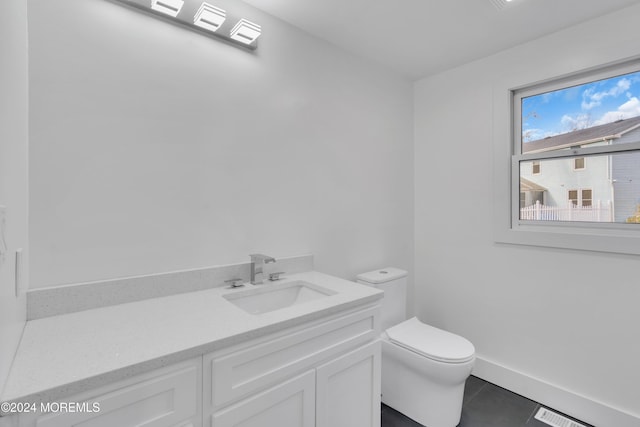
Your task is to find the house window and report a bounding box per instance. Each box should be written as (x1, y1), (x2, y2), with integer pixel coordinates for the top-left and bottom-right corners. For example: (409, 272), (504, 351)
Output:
(568, 189), (592, 207)
(532, 161), (540, 174)
(514, 64), (640, 226)
(581, 189), (592, 207)
(494, 57), (640, 255)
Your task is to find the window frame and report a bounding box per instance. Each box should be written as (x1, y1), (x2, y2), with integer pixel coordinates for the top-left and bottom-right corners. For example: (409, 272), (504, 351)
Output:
(494, 57), (640, 256)
(511, 61), (640, 230)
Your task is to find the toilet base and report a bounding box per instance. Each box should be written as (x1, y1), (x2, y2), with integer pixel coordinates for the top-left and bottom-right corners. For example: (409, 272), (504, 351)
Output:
(381, 338), (473, 427)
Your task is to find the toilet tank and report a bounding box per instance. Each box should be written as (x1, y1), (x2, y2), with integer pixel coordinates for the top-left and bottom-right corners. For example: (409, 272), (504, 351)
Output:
(356, 268), (408, 331)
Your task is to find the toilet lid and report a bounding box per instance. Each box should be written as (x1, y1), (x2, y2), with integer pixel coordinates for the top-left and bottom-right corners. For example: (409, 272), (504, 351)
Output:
(356, 268), (408, 284)
(385, 317), (475, 363)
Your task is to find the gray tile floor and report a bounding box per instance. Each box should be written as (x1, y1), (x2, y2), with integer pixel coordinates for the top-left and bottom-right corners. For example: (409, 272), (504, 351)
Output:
(381, 376), (593, 427)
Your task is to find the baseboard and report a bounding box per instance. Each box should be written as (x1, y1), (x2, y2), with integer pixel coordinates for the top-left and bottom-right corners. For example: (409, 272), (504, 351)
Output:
(473, 356), (639, 427)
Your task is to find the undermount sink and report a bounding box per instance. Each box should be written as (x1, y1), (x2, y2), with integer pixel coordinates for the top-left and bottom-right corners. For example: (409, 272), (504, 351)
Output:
(223, 280), (336, 315)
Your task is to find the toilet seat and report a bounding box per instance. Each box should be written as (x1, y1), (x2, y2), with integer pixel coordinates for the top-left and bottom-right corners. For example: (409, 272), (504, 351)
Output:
(385, 317), (475, 364)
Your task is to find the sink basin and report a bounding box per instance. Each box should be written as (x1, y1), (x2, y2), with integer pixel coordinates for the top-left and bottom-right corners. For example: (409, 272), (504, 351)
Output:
(223, 280), (336, 315)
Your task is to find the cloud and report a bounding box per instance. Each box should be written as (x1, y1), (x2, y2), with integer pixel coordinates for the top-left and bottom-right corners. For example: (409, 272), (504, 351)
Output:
(561, 113), (592, 131)
(619, 96), (640, 114)
(581, 78), (631, 110)
(594, 96), (640, 125)
(522, 128), (544, 142)
(522, 127), (561, 142)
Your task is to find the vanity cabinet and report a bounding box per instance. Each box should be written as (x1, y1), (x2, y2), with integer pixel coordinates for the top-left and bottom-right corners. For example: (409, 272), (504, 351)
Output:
(204, 305), (381, 427)
(210, 341), (380, 427)
(14, 304), (380, 427)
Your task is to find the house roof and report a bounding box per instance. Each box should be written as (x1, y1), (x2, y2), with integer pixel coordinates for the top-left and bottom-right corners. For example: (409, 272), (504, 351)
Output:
(523, 115), (640, 154)
(520, 177), (546, 192)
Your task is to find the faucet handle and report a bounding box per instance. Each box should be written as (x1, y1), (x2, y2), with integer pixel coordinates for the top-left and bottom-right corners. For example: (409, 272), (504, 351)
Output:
(250, 253), (276, 263)
(269, 272), (285, 281)
(224, 278), (245, 288)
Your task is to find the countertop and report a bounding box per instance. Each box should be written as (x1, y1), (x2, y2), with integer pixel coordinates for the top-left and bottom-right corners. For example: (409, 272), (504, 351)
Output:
(1, 271), (382, 408)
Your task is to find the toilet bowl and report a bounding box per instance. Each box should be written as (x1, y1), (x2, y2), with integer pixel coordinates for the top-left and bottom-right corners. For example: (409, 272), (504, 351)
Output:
(381, 318), (474, 427)
(356, 268), (475, 427)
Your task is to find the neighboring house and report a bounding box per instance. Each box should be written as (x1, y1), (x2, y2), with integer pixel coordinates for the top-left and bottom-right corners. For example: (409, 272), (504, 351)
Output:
(519, 177), (546, 208)
(520, 115), (640, 222)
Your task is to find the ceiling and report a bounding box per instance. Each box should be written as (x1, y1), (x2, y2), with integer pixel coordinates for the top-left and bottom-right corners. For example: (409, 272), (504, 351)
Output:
(240, 0), (640, 80)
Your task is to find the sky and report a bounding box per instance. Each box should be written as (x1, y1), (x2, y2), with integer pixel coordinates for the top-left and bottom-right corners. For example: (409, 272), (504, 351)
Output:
(522, 70), (640, 142)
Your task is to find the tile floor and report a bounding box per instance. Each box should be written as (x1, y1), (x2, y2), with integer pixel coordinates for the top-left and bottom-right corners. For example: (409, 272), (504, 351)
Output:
(381, 376), (593, 427)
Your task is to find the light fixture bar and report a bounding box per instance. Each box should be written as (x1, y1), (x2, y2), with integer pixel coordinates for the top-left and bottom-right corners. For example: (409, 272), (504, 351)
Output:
(113, 0), (259, 50)
(194, 3), (226, 32)
(151, 0), (184, 17)
(229, 18), (261, 45)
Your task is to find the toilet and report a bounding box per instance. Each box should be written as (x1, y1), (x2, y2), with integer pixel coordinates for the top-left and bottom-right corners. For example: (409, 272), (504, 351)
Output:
(356, 268), (475, 427)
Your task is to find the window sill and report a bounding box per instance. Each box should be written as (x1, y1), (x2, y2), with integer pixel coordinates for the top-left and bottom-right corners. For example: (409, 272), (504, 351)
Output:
(494, 222), (640, 255)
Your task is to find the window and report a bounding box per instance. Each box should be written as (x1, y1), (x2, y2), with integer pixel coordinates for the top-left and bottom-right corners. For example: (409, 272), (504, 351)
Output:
(514, 64), (640, 226)
(494, 58), (640, 256)
(568, 189), (592, 207)
(581, 189), (592, 207)
(568, 190), (578, 206)
(532, 161), (540, 174)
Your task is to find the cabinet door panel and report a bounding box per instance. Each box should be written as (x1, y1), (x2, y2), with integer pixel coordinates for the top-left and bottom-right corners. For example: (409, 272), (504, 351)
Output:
(31, 359), (201, 427)
(316, 341), (381, 427)
(211, 371), (315, 427)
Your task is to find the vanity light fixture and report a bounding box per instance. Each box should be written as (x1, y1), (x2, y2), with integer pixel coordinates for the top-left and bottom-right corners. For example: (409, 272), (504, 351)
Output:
(193, 2), (226, 32)
(112, 0), (260, 50)
(150, 0), (184, 17)
(229, 19), (261, 45)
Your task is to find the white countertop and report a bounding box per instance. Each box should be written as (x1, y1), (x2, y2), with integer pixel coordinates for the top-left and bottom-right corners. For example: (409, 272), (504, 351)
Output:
(1, 271), (382, 406)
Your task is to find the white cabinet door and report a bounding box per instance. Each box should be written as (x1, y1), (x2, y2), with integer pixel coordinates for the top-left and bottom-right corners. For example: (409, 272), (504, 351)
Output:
(316, 341), (381, 427)
(210, 371), (315, 427)
(21, 358), (202, 427)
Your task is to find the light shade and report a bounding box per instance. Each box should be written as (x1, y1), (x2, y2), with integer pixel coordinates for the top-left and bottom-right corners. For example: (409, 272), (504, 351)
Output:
(229, 19), (261, 45)
(194, 3), (226, 32)
(151, 0), (184, 17)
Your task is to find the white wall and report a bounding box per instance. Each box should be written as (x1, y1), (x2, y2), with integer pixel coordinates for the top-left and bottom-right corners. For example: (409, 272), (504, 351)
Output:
(414, 4), (640, 426)
(0, 0), (28, 393)
(28, 0), (414, 288)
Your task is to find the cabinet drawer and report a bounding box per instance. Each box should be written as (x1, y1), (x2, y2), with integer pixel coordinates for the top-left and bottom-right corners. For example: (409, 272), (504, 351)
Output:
(27, 358), (201, 427)
(206, 305), (379, 408)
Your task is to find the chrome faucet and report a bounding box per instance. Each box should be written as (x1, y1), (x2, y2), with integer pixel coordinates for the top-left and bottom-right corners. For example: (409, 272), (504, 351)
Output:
(250, 254), (276, 284)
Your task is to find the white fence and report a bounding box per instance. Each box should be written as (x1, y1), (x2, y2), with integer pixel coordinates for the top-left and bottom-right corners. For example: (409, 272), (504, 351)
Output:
(520, 200), (613, 222)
